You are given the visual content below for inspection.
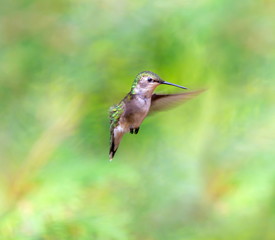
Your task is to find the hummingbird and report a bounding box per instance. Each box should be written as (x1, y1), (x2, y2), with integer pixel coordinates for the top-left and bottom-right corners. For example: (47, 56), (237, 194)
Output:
(109, 71), (203, 160)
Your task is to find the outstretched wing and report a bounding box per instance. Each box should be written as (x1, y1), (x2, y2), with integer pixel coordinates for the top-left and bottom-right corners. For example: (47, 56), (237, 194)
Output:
(149, 89), (205, 114)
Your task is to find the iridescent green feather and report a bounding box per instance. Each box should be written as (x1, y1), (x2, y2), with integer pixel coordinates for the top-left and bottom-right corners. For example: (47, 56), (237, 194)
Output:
(109, 103), (124, 130)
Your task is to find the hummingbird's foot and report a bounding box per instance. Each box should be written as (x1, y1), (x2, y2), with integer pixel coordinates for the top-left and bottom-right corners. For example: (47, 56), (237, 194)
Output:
(130, 128), (134, 134)
(134, 128), (139, 134)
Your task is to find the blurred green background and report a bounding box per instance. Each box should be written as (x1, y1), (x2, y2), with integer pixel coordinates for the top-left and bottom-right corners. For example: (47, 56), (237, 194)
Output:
(1, 0), (275, 239)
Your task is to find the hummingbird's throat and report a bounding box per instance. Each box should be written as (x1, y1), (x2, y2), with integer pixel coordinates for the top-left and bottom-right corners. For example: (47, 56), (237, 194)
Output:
(131, 83), (158, 97)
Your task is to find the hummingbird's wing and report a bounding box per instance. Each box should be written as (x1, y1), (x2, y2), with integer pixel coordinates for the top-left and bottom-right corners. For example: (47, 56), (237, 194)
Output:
(149, 89), (204, 114)
(109, 102), (125, 160)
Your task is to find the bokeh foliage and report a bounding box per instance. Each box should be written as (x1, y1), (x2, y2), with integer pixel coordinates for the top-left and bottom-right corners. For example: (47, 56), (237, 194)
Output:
(0, 0), (275, 239)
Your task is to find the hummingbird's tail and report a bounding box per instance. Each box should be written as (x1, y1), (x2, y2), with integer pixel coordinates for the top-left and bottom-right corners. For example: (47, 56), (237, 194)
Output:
(109, 133), (117, 160)
(109, 128), (125, 161)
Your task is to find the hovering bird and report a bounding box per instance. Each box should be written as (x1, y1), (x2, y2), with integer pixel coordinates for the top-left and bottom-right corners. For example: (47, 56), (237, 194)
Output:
(109, 71), (202, 160)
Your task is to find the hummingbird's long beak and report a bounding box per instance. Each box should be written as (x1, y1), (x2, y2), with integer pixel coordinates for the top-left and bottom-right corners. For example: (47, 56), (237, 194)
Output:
(160, 80), (188, 90)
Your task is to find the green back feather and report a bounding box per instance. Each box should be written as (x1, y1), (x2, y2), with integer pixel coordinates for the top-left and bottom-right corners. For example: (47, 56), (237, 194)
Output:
(109, 103), (124, 130)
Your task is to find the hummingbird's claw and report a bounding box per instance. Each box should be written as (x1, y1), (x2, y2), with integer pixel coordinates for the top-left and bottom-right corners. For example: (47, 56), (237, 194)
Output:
(130, 127), (139, 134)
(134, 128), (139, 134)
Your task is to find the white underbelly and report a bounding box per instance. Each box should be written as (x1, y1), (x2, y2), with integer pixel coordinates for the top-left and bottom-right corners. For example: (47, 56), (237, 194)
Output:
(122, 96), (151, 130)
(132, 110), (147, 127)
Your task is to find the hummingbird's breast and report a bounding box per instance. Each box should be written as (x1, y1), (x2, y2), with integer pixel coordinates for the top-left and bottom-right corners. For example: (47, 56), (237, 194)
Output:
(123, 95), (151, 129)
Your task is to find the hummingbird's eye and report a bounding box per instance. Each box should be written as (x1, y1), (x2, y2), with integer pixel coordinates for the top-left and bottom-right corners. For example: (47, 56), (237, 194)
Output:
(147, 78), (153, 83)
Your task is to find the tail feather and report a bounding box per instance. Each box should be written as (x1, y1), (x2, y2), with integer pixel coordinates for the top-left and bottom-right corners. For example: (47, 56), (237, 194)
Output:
(109, 132), (117, 160)
(109, 128), (125, 161)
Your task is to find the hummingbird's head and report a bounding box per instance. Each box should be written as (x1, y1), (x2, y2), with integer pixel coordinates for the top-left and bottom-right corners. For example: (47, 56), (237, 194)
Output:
(131, 71), (187, 96)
